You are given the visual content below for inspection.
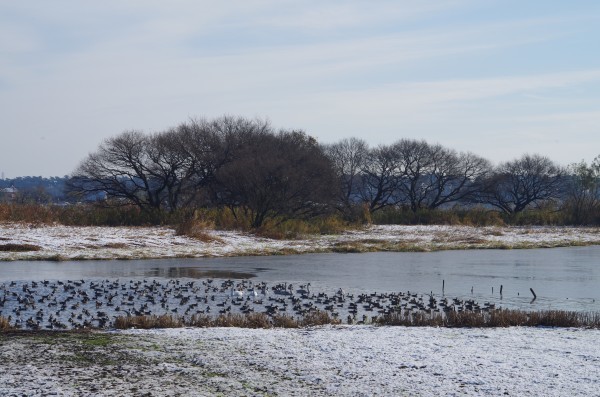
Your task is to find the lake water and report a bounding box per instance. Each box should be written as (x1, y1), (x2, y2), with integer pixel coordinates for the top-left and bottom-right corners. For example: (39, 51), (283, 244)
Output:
(1, 246), (599, 312)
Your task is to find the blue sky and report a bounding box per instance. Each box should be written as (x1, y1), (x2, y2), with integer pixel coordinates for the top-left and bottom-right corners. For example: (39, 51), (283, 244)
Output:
(1, 0), (599, 177)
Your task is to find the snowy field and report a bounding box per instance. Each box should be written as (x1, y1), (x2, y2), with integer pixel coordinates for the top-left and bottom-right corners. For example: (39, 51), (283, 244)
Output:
(2, 224), (600, 396)
(1, 326), (599, 396)
(2, 222), (600, 260)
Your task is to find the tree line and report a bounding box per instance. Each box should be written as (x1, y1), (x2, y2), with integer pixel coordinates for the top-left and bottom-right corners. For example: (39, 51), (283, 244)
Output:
(67, 116), (600, 227)
(0, 176), (68, 204)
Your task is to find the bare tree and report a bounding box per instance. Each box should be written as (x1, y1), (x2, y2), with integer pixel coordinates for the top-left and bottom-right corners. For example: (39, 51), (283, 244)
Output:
(323, 138), (369, 213)
(394, 139), (491, 211)
(359, 144), (402, 212)
(393, 139), (435, 212)
(216, 130), (337, 228)
(145, 128), (195, 211)
(479, 154), (564, 214)
(183, 116), (274, 208)
(68, 130), (165, 211)
(325, 138), (490, 214)
(68, 116), (272, 213)
(14, 186), (52, 204)
(563, 156), (600, 224)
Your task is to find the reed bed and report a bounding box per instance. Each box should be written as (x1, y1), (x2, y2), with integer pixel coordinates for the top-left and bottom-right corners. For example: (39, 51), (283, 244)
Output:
(377, 309), (600, 328)
(299, 310), (342, 326)
(110, 310), (600, 330)
(113, 314), (183, 329)
(113, 311), (342, 330)
(0, 316), (12, 331)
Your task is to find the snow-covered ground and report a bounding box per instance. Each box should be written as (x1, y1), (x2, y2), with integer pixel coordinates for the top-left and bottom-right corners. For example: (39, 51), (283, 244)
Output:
(1, 326), (598, 396)
(2, 222), (600, 260)
(2, 224), (599, 396)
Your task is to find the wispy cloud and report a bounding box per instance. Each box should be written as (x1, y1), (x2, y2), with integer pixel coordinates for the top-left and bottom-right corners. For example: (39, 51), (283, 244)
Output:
(1, 1), (600, 175)
(251, 0), (468, 31)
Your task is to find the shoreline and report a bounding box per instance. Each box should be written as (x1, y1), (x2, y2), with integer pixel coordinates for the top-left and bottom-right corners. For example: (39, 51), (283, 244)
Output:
(1, 223), (600, 261)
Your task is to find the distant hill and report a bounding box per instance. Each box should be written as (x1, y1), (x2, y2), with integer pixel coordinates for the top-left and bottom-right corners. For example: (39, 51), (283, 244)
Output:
(0, 176), (70, 203)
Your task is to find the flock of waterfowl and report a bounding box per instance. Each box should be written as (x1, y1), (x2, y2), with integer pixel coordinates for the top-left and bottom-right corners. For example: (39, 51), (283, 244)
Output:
(0, 278), (498, 330)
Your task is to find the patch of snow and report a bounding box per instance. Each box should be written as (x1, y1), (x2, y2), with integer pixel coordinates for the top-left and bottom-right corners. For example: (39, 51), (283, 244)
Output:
(4, 326), (594, 396)
(124, 326), (600, 396)
(1, 223), (600, 261)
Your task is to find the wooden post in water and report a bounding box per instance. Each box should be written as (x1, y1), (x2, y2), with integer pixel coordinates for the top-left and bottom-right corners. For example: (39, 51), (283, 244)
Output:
(500, 285), (503, 299)
(530, 287), (537, 303)
(442, 280), (445, 295)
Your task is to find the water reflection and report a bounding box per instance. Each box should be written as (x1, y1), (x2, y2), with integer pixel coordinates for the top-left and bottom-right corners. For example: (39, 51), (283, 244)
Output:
(144, 267), (256, 279)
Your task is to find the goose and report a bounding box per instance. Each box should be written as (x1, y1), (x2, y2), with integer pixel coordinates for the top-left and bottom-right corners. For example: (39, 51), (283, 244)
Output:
(273, 283), (292, 295)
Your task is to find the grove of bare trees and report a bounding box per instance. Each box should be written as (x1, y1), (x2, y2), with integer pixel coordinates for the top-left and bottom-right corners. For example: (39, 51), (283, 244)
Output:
(69, 117), (337, 227)
(476, 154), (564, 214)
(67, 115), (599, 227)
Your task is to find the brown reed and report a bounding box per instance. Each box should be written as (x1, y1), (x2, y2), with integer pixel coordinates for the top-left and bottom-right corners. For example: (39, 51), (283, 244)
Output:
(105, 310), (600, 330)
(0, 315), (12, 331)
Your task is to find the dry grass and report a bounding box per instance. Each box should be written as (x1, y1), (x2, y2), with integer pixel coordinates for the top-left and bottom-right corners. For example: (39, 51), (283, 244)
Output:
(482, 228), (505, 236)
(271, 314), (301, 328)
(210, 314), (245, 327)
(113, 311), (341, 330)
(113, 314), (183, 329)
(111, 310), (600, 330)
(237, 312), (273, 328)
(101, 242), (128, 249)
(431, 232), (487, 244)
(376, 309), (600, 328)
(0, 243), (41, 252)
(8, 309), (599, 332)
(331, 240), (430, 253)
(331, 242), (377, 253)
(0, 203), (168, 226)
(0, 316), (12, 331)
(175, 218), (223, 243)
(187, 313), (212, 327)
(299, 311), (341, 326)
(254, 216), (352, 240)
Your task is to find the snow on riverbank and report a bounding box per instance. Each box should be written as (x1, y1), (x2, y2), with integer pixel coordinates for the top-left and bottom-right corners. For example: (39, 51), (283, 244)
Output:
(1, 326), (599, 396)
(1, 223), (600, 260)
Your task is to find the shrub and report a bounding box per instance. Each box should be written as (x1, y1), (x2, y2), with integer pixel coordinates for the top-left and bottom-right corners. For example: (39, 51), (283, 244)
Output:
(175, 215), (222, 243)
(2, 201), (599, 229)
(506, 208), (565, 226)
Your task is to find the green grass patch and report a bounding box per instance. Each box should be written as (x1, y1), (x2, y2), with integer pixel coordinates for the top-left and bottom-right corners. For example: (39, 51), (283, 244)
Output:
(81, 334), (113, 347)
